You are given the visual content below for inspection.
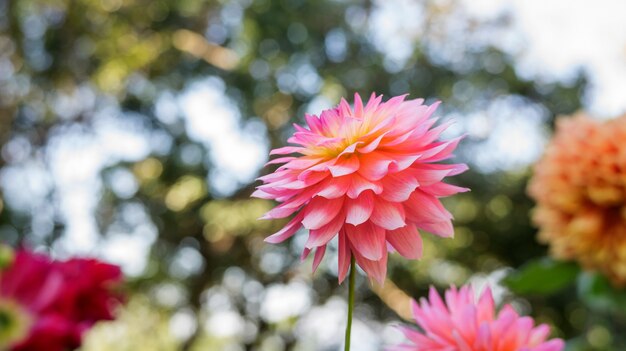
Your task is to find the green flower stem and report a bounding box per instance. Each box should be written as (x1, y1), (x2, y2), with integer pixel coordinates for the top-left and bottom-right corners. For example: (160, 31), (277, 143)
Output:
(344, 255), (356, 351)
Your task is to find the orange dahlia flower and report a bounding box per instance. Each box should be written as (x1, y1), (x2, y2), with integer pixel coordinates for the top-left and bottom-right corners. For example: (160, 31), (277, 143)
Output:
(528, 113), (626, 285)
(253, 93), (468, 284)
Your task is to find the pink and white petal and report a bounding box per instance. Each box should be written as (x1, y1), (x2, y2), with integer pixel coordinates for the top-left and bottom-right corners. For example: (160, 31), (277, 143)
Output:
(251, 189), (274, 199)
(387, 224), (423, 259)
(353, 93), (364, 118)
(388, 153), (422, 173)
(305, 113), (323, 134)
(532, 339), (565, 351)
(345, 191), (375, 226)
(328, 154), (360, 177)
(419, 136), (462, 162)
(265, 156), (296, 166)
(312, 245), (326, 273)
(357, 132), (387, 154)
(353, 247), (388, 285)
(415, 219), (455, 238)
(419, 181), (469, 197)
(476, 287), (495, 323)
(270, 146), (307, 155)
(280, 156), (326, 171)
(358, 152), (394, 181)
(302, 196), (344, 230)
(338, 141), (364, 157)
(264, 212), (304, 243)
(409, 165), (456, 186)
(346, 222), (386, 261)
(260, 202), (301, 219)
(301, 248), (311, 261)
(338, 229), (351, 283)
(317, 176), (352, 199)
(306, 212), (345, 248)
(380, 172), (419, 202)
(347, 173), (383, 199)
(528, 324), (550, 346)
(406, 190), (453, 222)
(370, 199), (406, 230)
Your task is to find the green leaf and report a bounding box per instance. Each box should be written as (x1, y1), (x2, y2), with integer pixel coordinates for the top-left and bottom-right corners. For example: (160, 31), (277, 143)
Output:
(503, 258), (580, 295)
(577, 272), (626, 314)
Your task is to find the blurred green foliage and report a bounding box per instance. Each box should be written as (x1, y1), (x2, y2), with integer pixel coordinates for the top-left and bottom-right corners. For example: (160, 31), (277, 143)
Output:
(1, 0), (624, 350)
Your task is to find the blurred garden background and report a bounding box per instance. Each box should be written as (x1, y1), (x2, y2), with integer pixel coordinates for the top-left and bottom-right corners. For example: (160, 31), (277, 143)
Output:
(1, 0), (625, 350)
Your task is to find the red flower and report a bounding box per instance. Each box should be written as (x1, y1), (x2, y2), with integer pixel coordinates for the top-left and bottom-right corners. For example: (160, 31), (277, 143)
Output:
(0, 249), (123, 351)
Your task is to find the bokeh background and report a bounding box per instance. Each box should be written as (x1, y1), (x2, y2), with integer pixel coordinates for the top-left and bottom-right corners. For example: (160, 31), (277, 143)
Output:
(1, 0), (625, 350)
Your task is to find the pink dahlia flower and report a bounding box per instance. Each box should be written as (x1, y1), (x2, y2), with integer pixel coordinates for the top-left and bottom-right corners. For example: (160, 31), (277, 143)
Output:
(253, 93), (468, 283)
(391, 285), (564, 351)
(0, 249), (123, 351)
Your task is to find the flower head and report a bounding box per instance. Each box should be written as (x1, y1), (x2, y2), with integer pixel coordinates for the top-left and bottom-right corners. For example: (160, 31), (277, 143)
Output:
(0, 249), (123, 351)
(528, 113), (626, 285)
(253, 93), (468, 283)
(390, 285), (564, 351)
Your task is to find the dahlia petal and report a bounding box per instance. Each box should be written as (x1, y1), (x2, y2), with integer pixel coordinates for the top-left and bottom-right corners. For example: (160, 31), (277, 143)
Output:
(390, 104), (430, 135)
(264, 212), (304, 243)
(306, 212), (345, 248)
(452, 329), (474, 351)
(364, 93), (382, 112)
(338, 229), (351, 283)
(257, 169), (294, 182)
(388, 153), (422, 173)
(280, 156), (325, 170)
(528, 324), (550, 346)
(416, 219), (455, 238)
(533, 339), (565, 351)
(312, 245), (326, 273)
(347, 173), (383, 198)
(357, 132), (387, 154)
(370, 199), (406, 230)
(421, 182), (470, 197)
(417, 118), (454, 146)
(328, 154), (360, 177)
(305, 113), (323, 134)
(476, 287), (495, 322)
(346, 222), (386, 261)
(420, 136), (463, 162)
(317, 176), (351, 199)
(297, 166), (332, 182)
(265, 156), (296, 166)
(387, 224), (423, 259)
(301, 196), (344, 230)
(353, 93), (364, 117)
(320, 108), (342, 133)
(406, 190), (453, 222)
(260, 202), (301, 219)
(270, 146), (306, 155)
(410, 165), (458, 185)
(301, 247), (311, 260)
(358, 152), (393, 181)
(339, 97), (352, 117)
(337, 142), (362, 157)
(345, 191), (375, 226)
(288, 131), (323, 146)
(381, 172), (419, 202)
(293, 122), (309, 134)
(316, 136), (347, 148)
(353, 246), (387, 285)
(251, 189), (274, 199)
